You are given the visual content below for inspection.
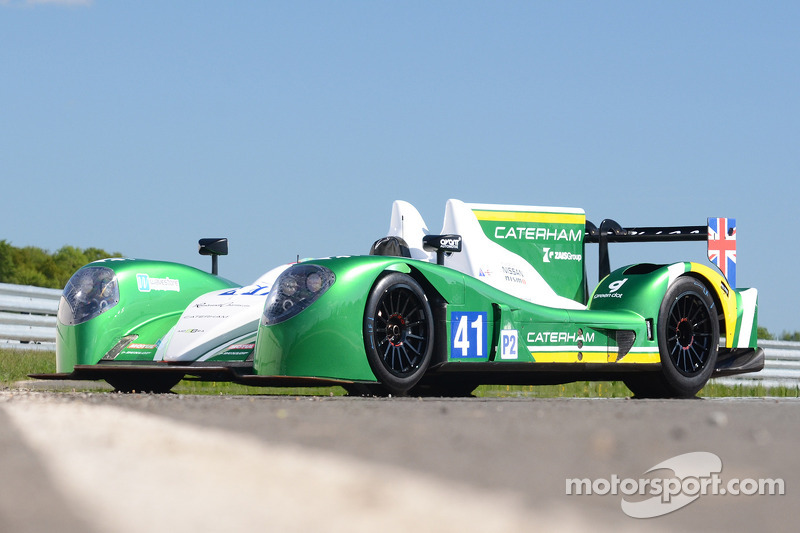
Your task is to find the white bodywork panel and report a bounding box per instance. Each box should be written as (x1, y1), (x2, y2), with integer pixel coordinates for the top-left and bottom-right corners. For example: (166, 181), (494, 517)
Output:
(389, 199), (586, 310)
(736, 288), (758, 348)
(440, 200), (586, 310)
(155, 264), (290, 362)
(387, 200), (434, 261)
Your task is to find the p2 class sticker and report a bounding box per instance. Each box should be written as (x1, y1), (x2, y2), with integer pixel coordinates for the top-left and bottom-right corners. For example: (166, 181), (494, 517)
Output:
(500, 329), (518, 360)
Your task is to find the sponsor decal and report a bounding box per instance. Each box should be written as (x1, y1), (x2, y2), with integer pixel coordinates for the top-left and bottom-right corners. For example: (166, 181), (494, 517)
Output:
(608, 279), (627, 292)
(192, 302), (249, 309)
(501, 265), (526, 285)
(527, 330), (595, 344)
(228, 344), (255, 350)
(136, 274), (149, 292)
(437, 237), (462, 250)
(450, 312), (487, 358)
(593, 293), (623, 300)
(593, 278), (628, 300)
(219, 285), (272, 296)
(177, 329), (204, 334)
(127, 343), (157, 350)
(136, 274), (180, 293)
(494, 226), (583, 242)
(566, 451), (784, 519)
(543, 248), (582, 263)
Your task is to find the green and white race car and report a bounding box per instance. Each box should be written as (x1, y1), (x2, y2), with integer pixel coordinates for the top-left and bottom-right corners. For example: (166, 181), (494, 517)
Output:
(249, 199), (761, 397)
(43, 199), (762, 397)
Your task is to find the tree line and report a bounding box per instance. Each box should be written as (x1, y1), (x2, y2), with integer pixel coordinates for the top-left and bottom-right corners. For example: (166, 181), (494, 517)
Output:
(0, 240), (121, 290)
(758, 327), (800, 342)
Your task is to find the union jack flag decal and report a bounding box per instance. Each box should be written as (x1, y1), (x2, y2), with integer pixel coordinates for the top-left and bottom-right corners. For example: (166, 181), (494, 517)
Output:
(708, 217), (736, 288)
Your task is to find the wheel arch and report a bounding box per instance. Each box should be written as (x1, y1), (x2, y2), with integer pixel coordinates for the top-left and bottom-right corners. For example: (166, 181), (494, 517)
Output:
(679, 263), (738, 349)
(370, 263), (452, 367)
(368, 261), (450, 307)
(682, 271), (727, 338)
(407, 266), (446, 305)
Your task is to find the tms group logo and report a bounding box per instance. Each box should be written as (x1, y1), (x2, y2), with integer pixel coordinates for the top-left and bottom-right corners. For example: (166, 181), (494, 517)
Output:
(566, 452), (784, 518)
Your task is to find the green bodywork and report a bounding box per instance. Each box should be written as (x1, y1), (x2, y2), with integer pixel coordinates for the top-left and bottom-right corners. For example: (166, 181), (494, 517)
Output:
(56, 259), (237, 373)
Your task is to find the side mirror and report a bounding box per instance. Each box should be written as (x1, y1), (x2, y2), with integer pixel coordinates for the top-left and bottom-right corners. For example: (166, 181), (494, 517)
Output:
(422, 234), (462, 266)
(199, 238), (228, 275)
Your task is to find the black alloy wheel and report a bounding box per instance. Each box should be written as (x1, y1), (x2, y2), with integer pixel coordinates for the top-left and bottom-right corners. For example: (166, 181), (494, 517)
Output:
(363, 272), (434, 395)
(625, 277), (719, 398)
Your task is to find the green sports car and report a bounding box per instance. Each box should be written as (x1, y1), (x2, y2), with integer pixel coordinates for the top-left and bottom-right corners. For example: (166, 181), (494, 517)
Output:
(246, 199), (762, 398)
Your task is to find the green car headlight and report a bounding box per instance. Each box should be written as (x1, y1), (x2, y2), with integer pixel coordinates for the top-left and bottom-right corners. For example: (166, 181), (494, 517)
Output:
(262, 264), (335, 325)
(57, 266), (120, 325)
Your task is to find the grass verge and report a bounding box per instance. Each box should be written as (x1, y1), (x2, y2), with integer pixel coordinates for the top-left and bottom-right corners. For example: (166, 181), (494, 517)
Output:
(0, 347), (56, 384)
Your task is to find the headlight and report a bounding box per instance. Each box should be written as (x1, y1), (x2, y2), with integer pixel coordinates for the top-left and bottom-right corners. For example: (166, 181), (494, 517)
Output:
(262, 264), (335, 325)
(57, 266), (120, 325)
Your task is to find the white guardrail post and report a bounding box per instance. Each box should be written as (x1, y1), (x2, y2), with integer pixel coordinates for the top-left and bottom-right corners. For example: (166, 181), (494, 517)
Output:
(0, 282), (61, 351)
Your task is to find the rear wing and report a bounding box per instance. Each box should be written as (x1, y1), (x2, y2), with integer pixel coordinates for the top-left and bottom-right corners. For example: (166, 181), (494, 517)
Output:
(586, 217), (736, 287)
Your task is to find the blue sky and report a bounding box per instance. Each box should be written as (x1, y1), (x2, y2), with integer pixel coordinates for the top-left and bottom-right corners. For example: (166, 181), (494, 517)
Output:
(1, 1), (798, 333)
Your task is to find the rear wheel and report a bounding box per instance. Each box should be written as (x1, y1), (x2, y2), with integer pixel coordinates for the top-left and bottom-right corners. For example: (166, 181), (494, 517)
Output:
(363, 273), (434, 396)
(626, 277), (719, 398)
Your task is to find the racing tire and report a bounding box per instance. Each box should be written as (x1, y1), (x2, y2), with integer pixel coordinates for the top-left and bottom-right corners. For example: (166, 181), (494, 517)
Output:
(106, 373), (183, 393)
(363, 272), (435, 396)
(626, 277), (719, 398)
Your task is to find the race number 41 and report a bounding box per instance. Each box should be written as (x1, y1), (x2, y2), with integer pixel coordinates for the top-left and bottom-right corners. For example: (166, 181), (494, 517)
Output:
(451, 312), (487, 359)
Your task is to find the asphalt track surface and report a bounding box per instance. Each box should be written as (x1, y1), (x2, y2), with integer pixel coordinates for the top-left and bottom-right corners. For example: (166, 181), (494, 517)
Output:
(1, 387), (796, 533)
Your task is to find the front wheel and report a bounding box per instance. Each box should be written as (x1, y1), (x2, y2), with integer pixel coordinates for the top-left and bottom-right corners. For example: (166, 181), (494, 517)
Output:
(363, 273), (434, 396)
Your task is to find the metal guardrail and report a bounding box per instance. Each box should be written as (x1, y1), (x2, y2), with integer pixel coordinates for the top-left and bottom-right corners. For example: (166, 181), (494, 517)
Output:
(712, 340), (800, 389)
(0, 283), (798, 388)
(0, 282), (61, 350)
